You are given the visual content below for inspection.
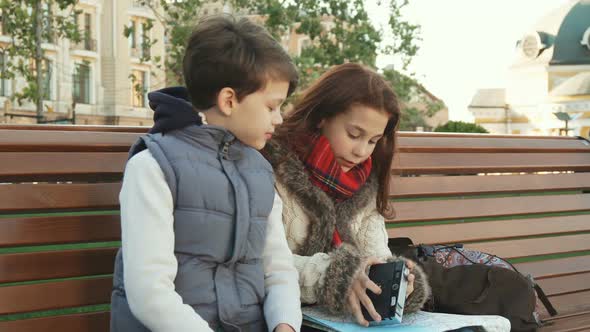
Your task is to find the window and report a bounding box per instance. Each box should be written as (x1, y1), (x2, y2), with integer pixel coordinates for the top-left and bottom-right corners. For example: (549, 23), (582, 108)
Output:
(42, 2), (54, 43)
(129, 20), (137, 49)
(83, 13), (94, 51)
(137, 22), (144, 56)
(129, 19), (150, 58)
(0, 52), (9, 97)
(131, 70), (147, 107)
(43, 60), (52, 100)
(0, 9), (7, 35)
(73, 63), (91, 104)
(29, 58), (53, 100)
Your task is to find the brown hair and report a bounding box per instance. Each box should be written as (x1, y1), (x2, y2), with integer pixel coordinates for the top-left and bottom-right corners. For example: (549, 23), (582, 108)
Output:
(275, 63), (400, 217)
(183, 15), (298, 109)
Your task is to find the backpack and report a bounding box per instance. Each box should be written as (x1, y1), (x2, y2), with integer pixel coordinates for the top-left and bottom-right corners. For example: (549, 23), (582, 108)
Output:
(389, 238), (557, 332)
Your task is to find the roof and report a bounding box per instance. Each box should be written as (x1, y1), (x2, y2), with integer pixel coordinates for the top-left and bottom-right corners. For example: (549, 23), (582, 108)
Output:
(469, 88), (506, 108)
(550, 71), (590, 96)
(551, 0), (590, 65)
(510, 0), (590, 68)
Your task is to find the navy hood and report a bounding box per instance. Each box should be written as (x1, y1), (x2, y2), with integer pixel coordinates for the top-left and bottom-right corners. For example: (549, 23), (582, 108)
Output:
(147, 86), (202, 134)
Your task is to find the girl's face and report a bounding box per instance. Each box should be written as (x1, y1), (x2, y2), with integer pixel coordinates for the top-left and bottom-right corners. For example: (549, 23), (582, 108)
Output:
(318, 104), (390, 172)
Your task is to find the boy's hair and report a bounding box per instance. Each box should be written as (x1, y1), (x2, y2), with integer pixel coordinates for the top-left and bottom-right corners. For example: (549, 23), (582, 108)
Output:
(183, 15), (298, 110)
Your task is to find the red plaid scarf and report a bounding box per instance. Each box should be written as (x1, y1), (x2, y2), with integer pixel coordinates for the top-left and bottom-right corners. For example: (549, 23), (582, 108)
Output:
(298, 134), (373, 247)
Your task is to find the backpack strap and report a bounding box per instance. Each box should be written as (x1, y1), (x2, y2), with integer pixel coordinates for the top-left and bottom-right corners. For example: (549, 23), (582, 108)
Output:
(532, 279), (558, 316)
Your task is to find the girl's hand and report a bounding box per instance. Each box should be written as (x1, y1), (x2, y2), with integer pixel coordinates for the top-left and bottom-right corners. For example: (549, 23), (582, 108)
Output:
(404, 259), (416, 300)
(347, 257), (417, 327)
(347, 256), (384, 327)
(274, 323), (295, 332)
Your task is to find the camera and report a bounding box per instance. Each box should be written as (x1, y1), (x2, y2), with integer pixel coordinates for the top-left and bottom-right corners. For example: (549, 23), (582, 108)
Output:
(361, 260), (409, 325)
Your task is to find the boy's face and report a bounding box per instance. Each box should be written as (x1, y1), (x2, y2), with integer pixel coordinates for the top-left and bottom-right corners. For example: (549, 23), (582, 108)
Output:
(229, 79), (289, 150)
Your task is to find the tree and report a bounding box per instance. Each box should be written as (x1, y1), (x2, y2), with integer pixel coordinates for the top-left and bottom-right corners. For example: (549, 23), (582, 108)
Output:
(124, 0), (191, 86)
(130, 1), (434, 129)
(0, 0), (81, 122)
(132, 0), (421, 90)
(240, 0), (421, 89)
(382, 68), (445, 131)
(435, 120), (489, 133)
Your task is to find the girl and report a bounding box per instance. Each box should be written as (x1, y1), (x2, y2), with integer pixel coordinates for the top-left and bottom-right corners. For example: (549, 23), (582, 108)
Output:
(263, 63), (431, 327)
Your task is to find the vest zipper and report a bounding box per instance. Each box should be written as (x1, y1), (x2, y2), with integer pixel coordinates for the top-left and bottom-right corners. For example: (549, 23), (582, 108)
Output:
(221, 141), (231, 159)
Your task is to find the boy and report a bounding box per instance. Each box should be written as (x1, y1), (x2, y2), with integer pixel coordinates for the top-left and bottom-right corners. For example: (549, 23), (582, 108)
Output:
(110, 15), (301, 332)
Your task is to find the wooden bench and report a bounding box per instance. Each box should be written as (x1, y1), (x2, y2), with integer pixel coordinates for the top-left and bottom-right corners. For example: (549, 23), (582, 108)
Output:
(0, 125), (144, 332)
(0, 125), (589, 331)
(389, 133), (590, 331)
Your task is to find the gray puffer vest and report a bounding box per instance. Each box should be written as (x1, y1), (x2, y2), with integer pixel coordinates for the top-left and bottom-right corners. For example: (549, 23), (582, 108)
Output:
(110, 125), (275, 331)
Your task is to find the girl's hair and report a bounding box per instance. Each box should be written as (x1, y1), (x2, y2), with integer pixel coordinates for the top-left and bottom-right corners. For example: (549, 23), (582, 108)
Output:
(275, 63), (400, 217)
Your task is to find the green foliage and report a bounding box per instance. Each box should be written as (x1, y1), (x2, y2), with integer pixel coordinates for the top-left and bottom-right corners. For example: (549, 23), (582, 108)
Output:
(435, 120), (489, 133)
(398, 107), (425, 131)
(382, 68), (445, 131)
(129, 0), (439, 129)
(134, 0), (420, 89)
(130, 0), (202, 86)
(240, 0), (420, 90)
(0, 0), (81, 119)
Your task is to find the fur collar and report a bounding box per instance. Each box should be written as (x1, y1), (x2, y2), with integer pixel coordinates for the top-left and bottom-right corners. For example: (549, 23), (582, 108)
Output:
(264, 139), (379, 256)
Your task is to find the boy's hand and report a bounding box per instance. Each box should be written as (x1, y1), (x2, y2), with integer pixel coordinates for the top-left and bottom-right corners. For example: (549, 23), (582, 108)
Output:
(274, 323), (295, 332)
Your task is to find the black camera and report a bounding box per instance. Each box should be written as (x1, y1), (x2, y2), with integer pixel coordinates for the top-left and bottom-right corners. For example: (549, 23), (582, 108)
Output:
(361, 260), (409, 325)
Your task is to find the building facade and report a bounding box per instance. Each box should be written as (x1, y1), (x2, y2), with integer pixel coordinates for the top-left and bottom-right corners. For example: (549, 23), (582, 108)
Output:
(0, 0), (166, 125)
(470, 0), (590, 137)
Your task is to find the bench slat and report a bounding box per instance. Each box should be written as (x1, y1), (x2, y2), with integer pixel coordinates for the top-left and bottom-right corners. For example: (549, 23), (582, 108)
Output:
(389, 215), (590, 244)
(398, 135), (590, 153)
(540, 312), (590, 331)
(388, 194), (590, 223)
(0, 248), (118, 283)
(0, 130), (140, 152)
(0, 183), (121, 213)
(0, 311), (110, 332)
(397, 132), (580, 140)
(2, 127), (587, 152)
(0, 152), (127, 182)
(0, 215), (120, 248)
(537, 273), (590, 297)
(392, 152), (590, 175)
(465, 234), (590, 259)
(542, 290), (590, 318)
(515, 256), (590, 279)
(390, 173), (590, 198)
(0, 124), (147, 132)
(0, 277), (112, 315)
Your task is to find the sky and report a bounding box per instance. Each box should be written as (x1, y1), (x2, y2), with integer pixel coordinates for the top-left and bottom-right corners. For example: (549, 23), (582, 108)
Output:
(366, 0), (573, 121)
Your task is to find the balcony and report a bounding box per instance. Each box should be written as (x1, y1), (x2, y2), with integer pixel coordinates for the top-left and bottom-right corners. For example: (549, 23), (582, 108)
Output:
(131, 46), (151, 59)
(71, 38), (97, 52)
(132, 0), (157, 7)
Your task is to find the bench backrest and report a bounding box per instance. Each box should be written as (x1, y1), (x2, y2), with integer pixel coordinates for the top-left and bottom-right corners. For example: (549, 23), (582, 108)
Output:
(1, 126), (589, 331)
(388, 133), (590, 319)
(0, 125), (144, 332)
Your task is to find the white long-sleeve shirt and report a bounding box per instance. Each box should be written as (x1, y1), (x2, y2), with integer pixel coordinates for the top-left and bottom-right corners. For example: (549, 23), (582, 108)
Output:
(119, 149), (302, 332)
